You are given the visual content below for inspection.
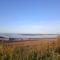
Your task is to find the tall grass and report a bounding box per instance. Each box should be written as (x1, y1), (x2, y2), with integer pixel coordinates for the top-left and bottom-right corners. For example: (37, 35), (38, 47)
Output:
(0, 36), (60, 60)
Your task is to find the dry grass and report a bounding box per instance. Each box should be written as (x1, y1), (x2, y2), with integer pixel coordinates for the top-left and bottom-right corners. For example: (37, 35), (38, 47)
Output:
(0, 37), (60, 60)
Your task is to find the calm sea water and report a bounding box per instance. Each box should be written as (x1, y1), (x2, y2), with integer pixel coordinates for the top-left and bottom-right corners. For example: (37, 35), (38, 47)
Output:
(0, 33), (58, 38)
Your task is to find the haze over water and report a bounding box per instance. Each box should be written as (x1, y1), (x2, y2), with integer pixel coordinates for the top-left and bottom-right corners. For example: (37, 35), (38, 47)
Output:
(0, 33), (58, 38)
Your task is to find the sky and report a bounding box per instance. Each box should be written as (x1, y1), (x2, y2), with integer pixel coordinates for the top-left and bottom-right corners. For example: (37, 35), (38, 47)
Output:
(0, 0), (60, 34)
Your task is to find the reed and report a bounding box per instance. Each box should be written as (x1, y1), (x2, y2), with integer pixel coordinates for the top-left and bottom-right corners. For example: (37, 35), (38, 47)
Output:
(0, 36), (60, 60)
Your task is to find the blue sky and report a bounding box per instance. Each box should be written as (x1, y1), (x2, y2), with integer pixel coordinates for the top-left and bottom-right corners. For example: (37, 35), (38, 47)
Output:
(0, 0), (60, 34)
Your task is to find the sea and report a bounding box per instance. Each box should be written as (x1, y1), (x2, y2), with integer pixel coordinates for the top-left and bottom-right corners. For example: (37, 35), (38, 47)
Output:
(0, 33), (59, 38)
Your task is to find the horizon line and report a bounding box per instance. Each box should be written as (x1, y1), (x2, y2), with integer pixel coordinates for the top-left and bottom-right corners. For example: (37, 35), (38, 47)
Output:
(0, 32), (60, 35)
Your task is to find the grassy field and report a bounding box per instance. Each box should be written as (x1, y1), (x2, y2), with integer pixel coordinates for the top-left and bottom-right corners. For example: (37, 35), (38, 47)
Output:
(0, 37), (60, 60)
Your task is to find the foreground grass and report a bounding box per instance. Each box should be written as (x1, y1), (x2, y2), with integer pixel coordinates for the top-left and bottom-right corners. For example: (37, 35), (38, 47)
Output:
(0, 36), (60, 60)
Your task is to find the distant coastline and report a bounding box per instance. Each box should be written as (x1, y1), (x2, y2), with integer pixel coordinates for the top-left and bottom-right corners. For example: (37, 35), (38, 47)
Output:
(0, 33), (59, 39)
